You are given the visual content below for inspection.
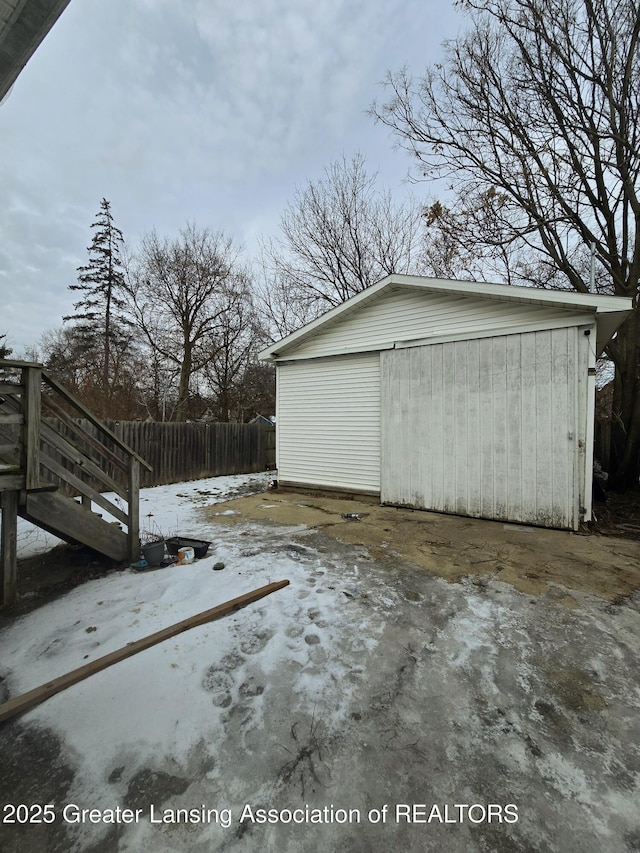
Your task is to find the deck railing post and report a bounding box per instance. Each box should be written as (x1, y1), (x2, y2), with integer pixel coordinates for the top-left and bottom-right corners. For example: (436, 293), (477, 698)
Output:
(22, 366), (42, 490)
(128, 458), (140, 562)
(1, 490), (18, 607)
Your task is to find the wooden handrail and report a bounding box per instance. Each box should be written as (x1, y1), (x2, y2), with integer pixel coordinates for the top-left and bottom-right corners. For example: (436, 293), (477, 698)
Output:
(41, 395), (130, 474)
(1, 359), (150, 472)
(22, 366), (41, 490)
(1, 360), (153, 572)
(41, 372), (152, 471)
(0, 359), (41, 369)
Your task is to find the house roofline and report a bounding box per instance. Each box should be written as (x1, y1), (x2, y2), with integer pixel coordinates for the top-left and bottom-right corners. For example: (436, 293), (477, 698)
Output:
(259, 274), (633, 361)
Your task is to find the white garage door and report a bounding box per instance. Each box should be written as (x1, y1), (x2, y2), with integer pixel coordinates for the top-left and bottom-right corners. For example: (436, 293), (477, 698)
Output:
(277, 353), (381, 492)
(381, 328), (579, 529)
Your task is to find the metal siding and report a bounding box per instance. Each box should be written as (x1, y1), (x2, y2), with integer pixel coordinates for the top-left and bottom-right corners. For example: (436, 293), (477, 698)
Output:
(492, 337), (508, 518)
(429, 346), (443, 508)
(286, 289), (594, 359)
(466, 338), (482, 515)
(506, 334), (523, 518)
(478, 339), (495, 517)
(276, 354), (380, 491)
(381, 328), (579, 529)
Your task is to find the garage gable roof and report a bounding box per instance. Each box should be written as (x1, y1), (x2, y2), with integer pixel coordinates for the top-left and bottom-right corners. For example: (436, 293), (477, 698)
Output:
(259, 274), (632, 361)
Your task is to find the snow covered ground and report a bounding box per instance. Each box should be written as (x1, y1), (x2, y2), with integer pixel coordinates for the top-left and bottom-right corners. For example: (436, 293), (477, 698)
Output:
(14, 472), (274, 560)
(1, 473), (639, 853)
(2, 473), (391, 851)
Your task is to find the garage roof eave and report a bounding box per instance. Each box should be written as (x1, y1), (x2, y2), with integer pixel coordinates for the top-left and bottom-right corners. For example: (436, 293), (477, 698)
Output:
(0, 0), (72, 101)
(595, 310), (631, 355)
(258, 274), (633, 361)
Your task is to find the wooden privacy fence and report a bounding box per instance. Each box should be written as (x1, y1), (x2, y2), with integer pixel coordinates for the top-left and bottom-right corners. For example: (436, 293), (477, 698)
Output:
(263, 424), (276, 469)
(51, 420), (275, 488)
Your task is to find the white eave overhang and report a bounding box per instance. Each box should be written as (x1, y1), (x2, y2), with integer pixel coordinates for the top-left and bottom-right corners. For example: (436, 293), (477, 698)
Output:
(0, 0), (72, 102)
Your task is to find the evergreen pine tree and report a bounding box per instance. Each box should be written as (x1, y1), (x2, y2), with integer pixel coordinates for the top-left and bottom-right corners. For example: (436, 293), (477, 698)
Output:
(65, 199), (131, 401)
(0, 334), (12, 360)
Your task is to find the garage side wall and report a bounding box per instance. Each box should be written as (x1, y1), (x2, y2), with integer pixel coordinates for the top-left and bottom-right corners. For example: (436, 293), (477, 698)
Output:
(276, 353), (380, 493)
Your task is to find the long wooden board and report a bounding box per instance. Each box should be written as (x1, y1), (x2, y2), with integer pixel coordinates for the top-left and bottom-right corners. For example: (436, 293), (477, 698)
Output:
(0, 579), (290, 725)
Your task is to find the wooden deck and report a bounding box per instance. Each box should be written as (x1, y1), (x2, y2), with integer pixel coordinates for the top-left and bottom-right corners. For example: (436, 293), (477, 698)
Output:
(0, 360), (152, 606)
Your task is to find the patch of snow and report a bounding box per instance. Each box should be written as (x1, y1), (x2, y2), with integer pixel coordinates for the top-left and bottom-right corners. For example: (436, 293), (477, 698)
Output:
(16, 522), (64, 558)
(1, 471), (383, 845)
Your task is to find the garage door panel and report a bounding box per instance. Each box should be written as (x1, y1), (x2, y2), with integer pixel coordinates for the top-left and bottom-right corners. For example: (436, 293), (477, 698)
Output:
(491, 336), (509, 520)
(505, 335), (522, 518)
(381, 329), (578, 529)
(428, 346), (443, 510)
(465, 338), (482, 517)
(520, 333), (538, 515)
(278, 353), (381, 492)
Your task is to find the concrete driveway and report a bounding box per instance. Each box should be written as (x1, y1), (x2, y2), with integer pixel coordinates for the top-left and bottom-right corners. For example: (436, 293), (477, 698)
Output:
(1, 485), (639, 852)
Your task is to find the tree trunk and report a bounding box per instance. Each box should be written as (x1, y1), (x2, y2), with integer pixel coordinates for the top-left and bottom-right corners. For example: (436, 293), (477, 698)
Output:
(104, 284), (112, 401)
(175, 346), (192, 423)
(607, 308), (640, 491)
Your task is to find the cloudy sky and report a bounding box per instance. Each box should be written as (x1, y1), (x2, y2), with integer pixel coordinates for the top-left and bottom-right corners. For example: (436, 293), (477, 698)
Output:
(0, 0), (463, 354)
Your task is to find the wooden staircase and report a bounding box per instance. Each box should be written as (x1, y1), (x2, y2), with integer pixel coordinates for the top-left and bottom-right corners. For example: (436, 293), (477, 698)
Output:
(0, 360), (152, 606)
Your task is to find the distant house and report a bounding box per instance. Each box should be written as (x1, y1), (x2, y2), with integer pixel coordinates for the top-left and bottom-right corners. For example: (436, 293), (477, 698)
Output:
(259, 274), (631, 531)
(248, 415), (275, 427)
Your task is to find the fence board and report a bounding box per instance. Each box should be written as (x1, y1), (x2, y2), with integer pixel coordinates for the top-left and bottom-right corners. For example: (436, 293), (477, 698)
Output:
(264, 426), (276, 468)
(61, 421), (273, 488)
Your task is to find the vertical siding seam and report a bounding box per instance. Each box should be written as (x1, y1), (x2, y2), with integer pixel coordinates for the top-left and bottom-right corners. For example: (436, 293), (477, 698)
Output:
(491, 337), (496, 519)
(550, 330), (556, 519)
(533, 334), (538, 521)
(519, 333), (523, 520)
(464, 342), (469, 513)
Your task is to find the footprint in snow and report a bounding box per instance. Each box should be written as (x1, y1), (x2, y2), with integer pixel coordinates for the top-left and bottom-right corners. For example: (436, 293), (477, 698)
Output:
(239, 629), (273, 655)
(201, 668), (234, 707)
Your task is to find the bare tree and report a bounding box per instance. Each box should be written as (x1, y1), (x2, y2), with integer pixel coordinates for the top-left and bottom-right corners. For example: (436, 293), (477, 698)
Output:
(128, 224), (240, 422)
(234, 360), (276, 421)
(420, 192), (573, 288)
(132, 344), (180, 422)
(372, 0), (640, 490)
(202, 271), (267, 421)
(36, 325), (144, 419)
(259, 152), (423, 336)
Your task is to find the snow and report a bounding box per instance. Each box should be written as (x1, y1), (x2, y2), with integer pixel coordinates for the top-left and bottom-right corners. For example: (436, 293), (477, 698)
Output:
(15, 472), (273, 557)
(2, 472), (383, 849)
(3, 472), (640, 852)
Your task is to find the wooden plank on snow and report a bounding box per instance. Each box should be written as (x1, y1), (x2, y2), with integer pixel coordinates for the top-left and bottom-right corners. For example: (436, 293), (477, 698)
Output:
(0, 579), (290, 724)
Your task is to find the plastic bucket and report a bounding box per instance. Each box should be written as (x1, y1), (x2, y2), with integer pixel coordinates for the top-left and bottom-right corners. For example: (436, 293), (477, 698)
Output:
(178, 547), (195, 564)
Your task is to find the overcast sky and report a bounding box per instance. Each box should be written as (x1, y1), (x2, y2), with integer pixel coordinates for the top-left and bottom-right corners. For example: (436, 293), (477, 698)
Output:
(0, 0), (463, 355)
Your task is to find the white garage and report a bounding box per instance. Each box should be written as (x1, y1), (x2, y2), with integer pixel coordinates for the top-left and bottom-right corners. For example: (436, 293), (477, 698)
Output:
(260, 275), (631, 530)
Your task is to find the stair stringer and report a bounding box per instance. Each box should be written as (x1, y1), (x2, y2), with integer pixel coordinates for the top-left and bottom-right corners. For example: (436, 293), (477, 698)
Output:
(20, 490), (129, 562)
